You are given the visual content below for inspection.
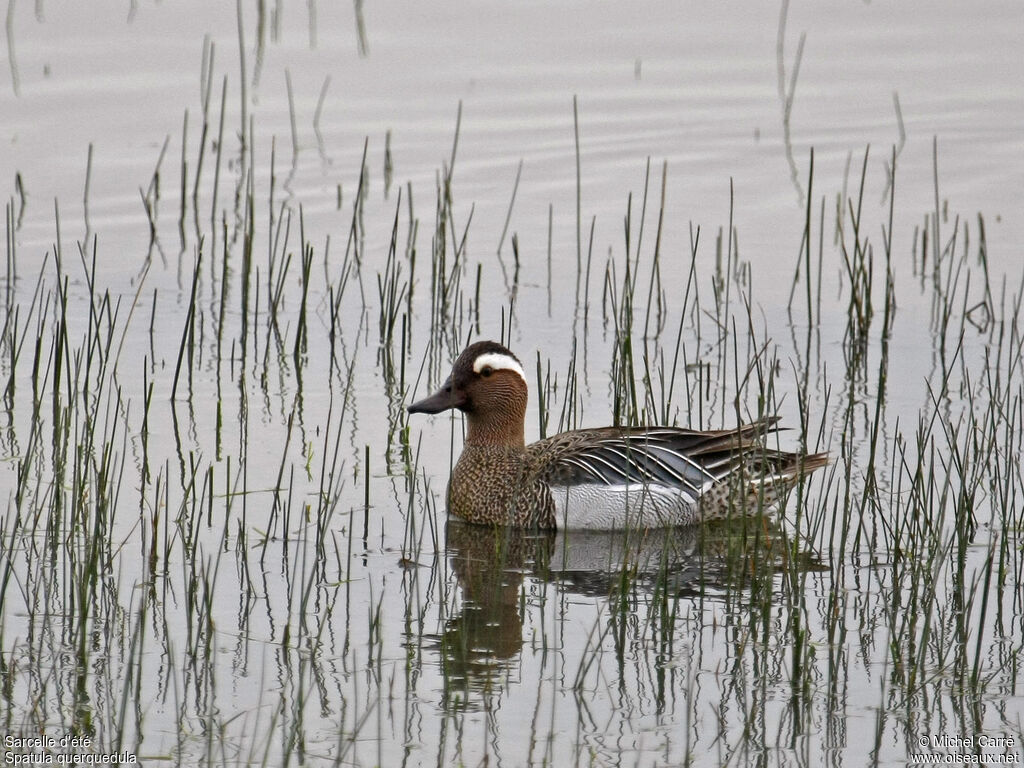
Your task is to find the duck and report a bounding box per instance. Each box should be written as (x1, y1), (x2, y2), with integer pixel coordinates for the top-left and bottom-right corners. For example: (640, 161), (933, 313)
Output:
(407, 340), (828, 530)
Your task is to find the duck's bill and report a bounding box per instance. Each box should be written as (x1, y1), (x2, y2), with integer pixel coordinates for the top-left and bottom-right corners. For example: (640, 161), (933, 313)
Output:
(407, 378), (465, 414)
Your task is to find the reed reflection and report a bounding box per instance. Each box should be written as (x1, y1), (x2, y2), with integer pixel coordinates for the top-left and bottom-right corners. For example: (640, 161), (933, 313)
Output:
(431, 517), (825, 712)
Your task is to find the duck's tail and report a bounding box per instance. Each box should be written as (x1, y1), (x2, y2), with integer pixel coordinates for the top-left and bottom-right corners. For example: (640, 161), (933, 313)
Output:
(699, 435), (830, 520)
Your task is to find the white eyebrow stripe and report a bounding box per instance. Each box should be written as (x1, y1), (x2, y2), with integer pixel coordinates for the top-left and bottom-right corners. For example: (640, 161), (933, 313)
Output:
(473, 352), (527, 383)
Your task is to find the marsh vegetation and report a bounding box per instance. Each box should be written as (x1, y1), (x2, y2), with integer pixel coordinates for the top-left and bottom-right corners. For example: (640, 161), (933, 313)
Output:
(1, 2), (1022, 766)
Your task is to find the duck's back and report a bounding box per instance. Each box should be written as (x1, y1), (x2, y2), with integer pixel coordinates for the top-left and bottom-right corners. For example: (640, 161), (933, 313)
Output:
(528, 421), (824, 530)
(529, 427), (711, 530)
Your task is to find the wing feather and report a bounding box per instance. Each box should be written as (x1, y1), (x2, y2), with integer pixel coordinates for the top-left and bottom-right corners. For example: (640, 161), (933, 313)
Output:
(534, 419), (783, 493)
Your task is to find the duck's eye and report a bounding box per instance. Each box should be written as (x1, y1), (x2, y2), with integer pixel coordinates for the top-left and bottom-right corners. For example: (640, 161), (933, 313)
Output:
(480, 366), (493, 378)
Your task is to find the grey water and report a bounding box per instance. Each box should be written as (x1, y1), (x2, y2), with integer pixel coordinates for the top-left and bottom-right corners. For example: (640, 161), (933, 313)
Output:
(1, 1), (1023, 765)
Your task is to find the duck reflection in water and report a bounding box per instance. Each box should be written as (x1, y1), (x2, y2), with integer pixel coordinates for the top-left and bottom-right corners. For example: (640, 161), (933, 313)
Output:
(429, 517), (825, 711)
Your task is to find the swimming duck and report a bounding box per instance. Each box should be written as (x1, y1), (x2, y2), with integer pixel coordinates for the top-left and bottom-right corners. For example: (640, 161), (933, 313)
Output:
(408, 340), (828, 529)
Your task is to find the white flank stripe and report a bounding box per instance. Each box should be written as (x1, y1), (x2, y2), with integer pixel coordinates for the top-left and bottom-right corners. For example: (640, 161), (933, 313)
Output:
(473, 352), (526, 383)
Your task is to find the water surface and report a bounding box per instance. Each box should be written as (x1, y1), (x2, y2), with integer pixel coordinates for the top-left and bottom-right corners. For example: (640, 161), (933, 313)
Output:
(1, 1), (1022, 766)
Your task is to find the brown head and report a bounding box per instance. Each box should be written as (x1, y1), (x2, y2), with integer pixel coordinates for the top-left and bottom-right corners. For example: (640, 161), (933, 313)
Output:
(407, 341), (528, 448)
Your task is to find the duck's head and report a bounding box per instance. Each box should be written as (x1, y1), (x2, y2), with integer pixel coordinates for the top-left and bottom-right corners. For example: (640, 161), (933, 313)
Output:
(408, 341), (528, 447)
